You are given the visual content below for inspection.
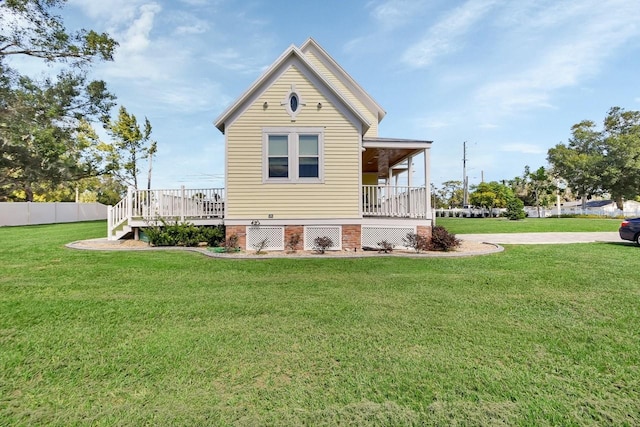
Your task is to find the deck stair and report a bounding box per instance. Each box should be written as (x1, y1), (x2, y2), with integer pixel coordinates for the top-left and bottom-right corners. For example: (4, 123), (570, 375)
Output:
(107, 187), (225, 240)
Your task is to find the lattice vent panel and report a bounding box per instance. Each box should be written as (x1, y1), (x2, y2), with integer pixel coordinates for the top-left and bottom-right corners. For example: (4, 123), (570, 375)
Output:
(246, 226), (284, 251)
(304, 226), (342, 251)
(361, 226), (415, 249)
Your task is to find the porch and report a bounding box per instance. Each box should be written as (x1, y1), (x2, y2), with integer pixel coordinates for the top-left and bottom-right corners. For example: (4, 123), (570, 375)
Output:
(107, 184), (430, 240)
(361, 137), (432, 220)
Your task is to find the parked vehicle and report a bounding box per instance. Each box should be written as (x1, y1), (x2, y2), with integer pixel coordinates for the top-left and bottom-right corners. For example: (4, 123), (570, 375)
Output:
(619, 218), (640, 245)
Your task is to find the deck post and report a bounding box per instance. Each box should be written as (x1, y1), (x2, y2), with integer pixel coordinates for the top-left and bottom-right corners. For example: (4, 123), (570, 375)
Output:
(107, 206), (113, 239)
(180, 185), (185, 222)
(424, 149), (431, 220)
(126, 186), (134, 222)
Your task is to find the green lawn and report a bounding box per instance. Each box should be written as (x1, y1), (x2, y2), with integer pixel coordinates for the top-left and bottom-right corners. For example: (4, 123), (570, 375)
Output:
(1, 221), (639, 425)
(437, 217), (622, 234)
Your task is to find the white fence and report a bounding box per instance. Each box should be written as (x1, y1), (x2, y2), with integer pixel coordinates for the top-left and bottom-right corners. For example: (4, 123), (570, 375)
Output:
(436, 206), (640, 219)
(435, 207), (505, 218)
(0, 202), (108, 227)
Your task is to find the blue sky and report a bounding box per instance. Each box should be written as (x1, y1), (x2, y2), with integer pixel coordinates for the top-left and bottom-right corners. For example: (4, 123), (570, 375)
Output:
(13, 0), (640, 189)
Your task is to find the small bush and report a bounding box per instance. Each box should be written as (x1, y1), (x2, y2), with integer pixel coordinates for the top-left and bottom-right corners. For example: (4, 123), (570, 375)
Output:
(224, 234), (239, 253)
(252, 238), (268, 254)
(313, 236), (333, 254)
(377, 240), (394, 253)
(286, 232), (301, 253)
(429, 226), (461, 252)
(403, 232), (430, 253)
(143, 221), (225, 247)
(505, 197), (526, 220)
(199, 225), (225, 247)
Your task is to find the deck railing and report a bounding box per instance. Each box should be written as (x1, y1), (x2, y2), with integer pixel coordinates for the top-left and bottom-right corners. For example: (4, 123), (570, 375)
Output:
(107, 194), (130, 238)
(362, 185), (428, 218)
(108, 187), (225, 239)
(132, 187), (225, 220)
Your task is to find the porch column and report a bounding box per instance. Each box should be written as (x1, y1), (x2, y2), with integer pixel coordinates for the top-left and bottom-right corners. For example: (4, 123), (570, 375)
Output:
(126, 186), (134, 221)
(407, 155), (413, 217)
(423, 149), (431, 219)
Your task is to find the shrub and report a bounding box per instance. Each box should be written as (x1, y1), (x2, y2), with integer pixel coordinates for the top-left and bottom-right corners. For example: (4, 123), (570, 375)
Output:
(403, 232), (430, 254)
(286, 232), (301, 253)
(143, 221), (225, 247)
(199, 225), (225, 247)
(313, 236), (333, 254)
(377, 240), (394, 253)
(252, 238), (268, 254)
(224, 234), (239, 253)
(505, 197), (526, 220)
(429, 226), (461, 252)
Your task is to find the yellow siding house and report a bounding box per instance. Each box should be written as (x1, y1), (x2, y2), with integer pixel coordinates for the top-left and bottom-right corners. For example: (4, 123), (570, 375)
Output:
(214, 38), (433, 251)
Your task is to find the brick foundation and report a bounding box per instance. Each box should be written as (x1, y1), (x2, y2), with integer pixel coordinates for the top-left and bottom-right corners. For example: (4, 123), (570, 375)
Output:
(225, 225), (246, 250)
(417, 225), (432, 241)
(284, 225), (304, 251)
(342, 224), (361, 251)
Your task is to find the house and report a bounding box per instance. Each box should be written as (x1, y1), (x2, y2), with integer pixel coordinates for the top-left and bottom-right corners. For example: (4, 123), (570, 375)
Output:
(107, 38), (433, 250)
(213, 38), (433, 251)
(553, 199), (640, 217)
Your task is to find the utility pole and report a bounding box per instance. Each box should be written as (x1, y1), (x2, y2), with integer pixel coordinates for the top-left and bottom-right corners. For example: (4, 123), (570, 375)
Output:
(462, 141), (468, 206)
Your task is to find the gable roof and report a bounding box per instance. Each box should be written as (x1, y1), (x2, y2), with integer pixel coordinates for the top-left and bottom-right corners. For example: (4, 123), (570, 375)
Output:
(214, 42), (372, 134)
(300, 38), (386, 123)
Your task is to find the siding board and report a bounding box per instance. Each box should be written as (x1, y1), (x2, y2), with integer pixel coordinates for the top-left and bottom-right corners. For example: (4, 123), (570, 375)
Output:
(226, 66), (361, 220)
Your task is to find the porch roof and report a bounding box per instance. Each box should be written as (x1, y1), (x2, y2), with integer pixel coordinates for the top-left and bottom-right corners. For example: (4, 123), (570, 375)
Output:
(362, 137), (432, 177)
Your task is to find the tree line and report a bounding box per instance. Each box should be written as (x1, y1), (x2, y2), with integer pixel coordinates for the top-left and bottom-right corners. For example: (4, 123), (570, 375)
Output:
(433, 106), (640, 216)
(1, 0), (157, 204)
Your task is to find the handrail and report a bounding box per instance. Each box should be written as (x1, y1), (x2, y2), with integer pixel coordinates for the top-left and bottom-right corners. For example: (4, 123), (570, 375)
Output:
(362, 185), (427, 218)
(107, 195), (129, 239)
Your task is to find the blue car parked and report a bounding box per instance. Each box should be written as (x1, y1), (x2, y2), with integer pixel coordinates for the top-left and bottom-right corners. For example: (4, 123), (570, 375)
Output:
(619, 218), (640, 245)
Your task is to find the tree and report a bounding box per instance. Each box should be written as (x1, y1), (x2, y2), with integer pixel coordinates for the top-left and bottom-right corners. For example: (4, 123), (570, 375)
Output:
(547, 120), (604, 209)
(524, 166), (556, 217)
(548, 107), (640, 209)
(0, 0), (118, 201)
(469, 181), (514, 216)
(505, 197), (526, 220)
(600, 107), (640, 208)
(437, 180), (464, 208)
(104, 106), (156, 190)
(0, 0), (116, 64)
(0, 74), (115, 200)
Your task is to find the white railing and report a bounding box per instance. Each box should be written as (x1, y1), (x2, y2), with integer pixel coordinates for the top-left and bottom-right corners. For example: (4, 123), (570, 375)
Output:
(132, 187), (225, 220)
(435, 207), (504, 218)
(107, 187), (225, 239)
(362, 185), (427, 218)
(107, 194), (129, 238)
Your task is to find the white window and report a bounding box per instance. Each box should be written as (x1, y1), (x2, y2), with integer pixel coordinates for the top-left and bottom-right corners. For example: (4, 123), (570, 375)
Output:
(263, 128), (324, 183)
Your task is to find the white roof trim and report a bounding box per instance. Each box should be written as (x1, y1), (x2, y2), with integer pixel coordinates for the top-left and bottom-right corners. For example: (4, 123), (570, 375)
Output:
(300, 38), (387, 122)
(214, 44), (371, 134)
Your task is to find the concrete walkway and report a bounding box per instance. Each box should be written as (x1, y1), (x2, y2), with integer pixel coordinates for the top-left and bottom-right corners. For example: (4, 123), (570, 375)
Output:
(457, 232), (622, 245)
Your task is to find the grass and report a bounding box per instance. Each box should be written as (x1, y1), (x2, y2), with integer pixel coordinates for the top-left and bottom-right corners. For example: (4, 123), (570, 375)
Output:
(1, 221), (639, 425)
(437, 217), (622, 234)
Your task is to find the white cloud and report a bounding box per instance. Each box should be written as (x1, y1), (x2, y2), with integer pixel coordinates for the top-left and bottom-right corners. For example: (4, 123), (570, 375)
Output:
(479, 123), (499, 129)
(421, 119), (450, 129)
(402, 0), (499, 68)
(118, 3), (162, 54)
(500, 143), (546, 154)
(149, 81), (231, 113)
(368, 0), (428, 30)
(474, 0), (640, 116)
(174, 21), (209, 35)
(204, 48), (267, 74)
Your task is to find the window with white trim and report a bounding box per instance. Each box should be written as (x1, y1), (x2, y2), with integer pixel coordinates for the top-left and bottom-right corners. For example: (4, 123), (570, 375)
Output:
(263, 128), (324, 183)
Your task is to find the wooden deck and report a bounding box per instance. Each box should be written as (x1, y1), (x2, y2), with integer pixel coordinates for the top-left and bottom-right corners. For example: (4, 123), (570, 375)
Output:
(108, 185), (429, 240)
